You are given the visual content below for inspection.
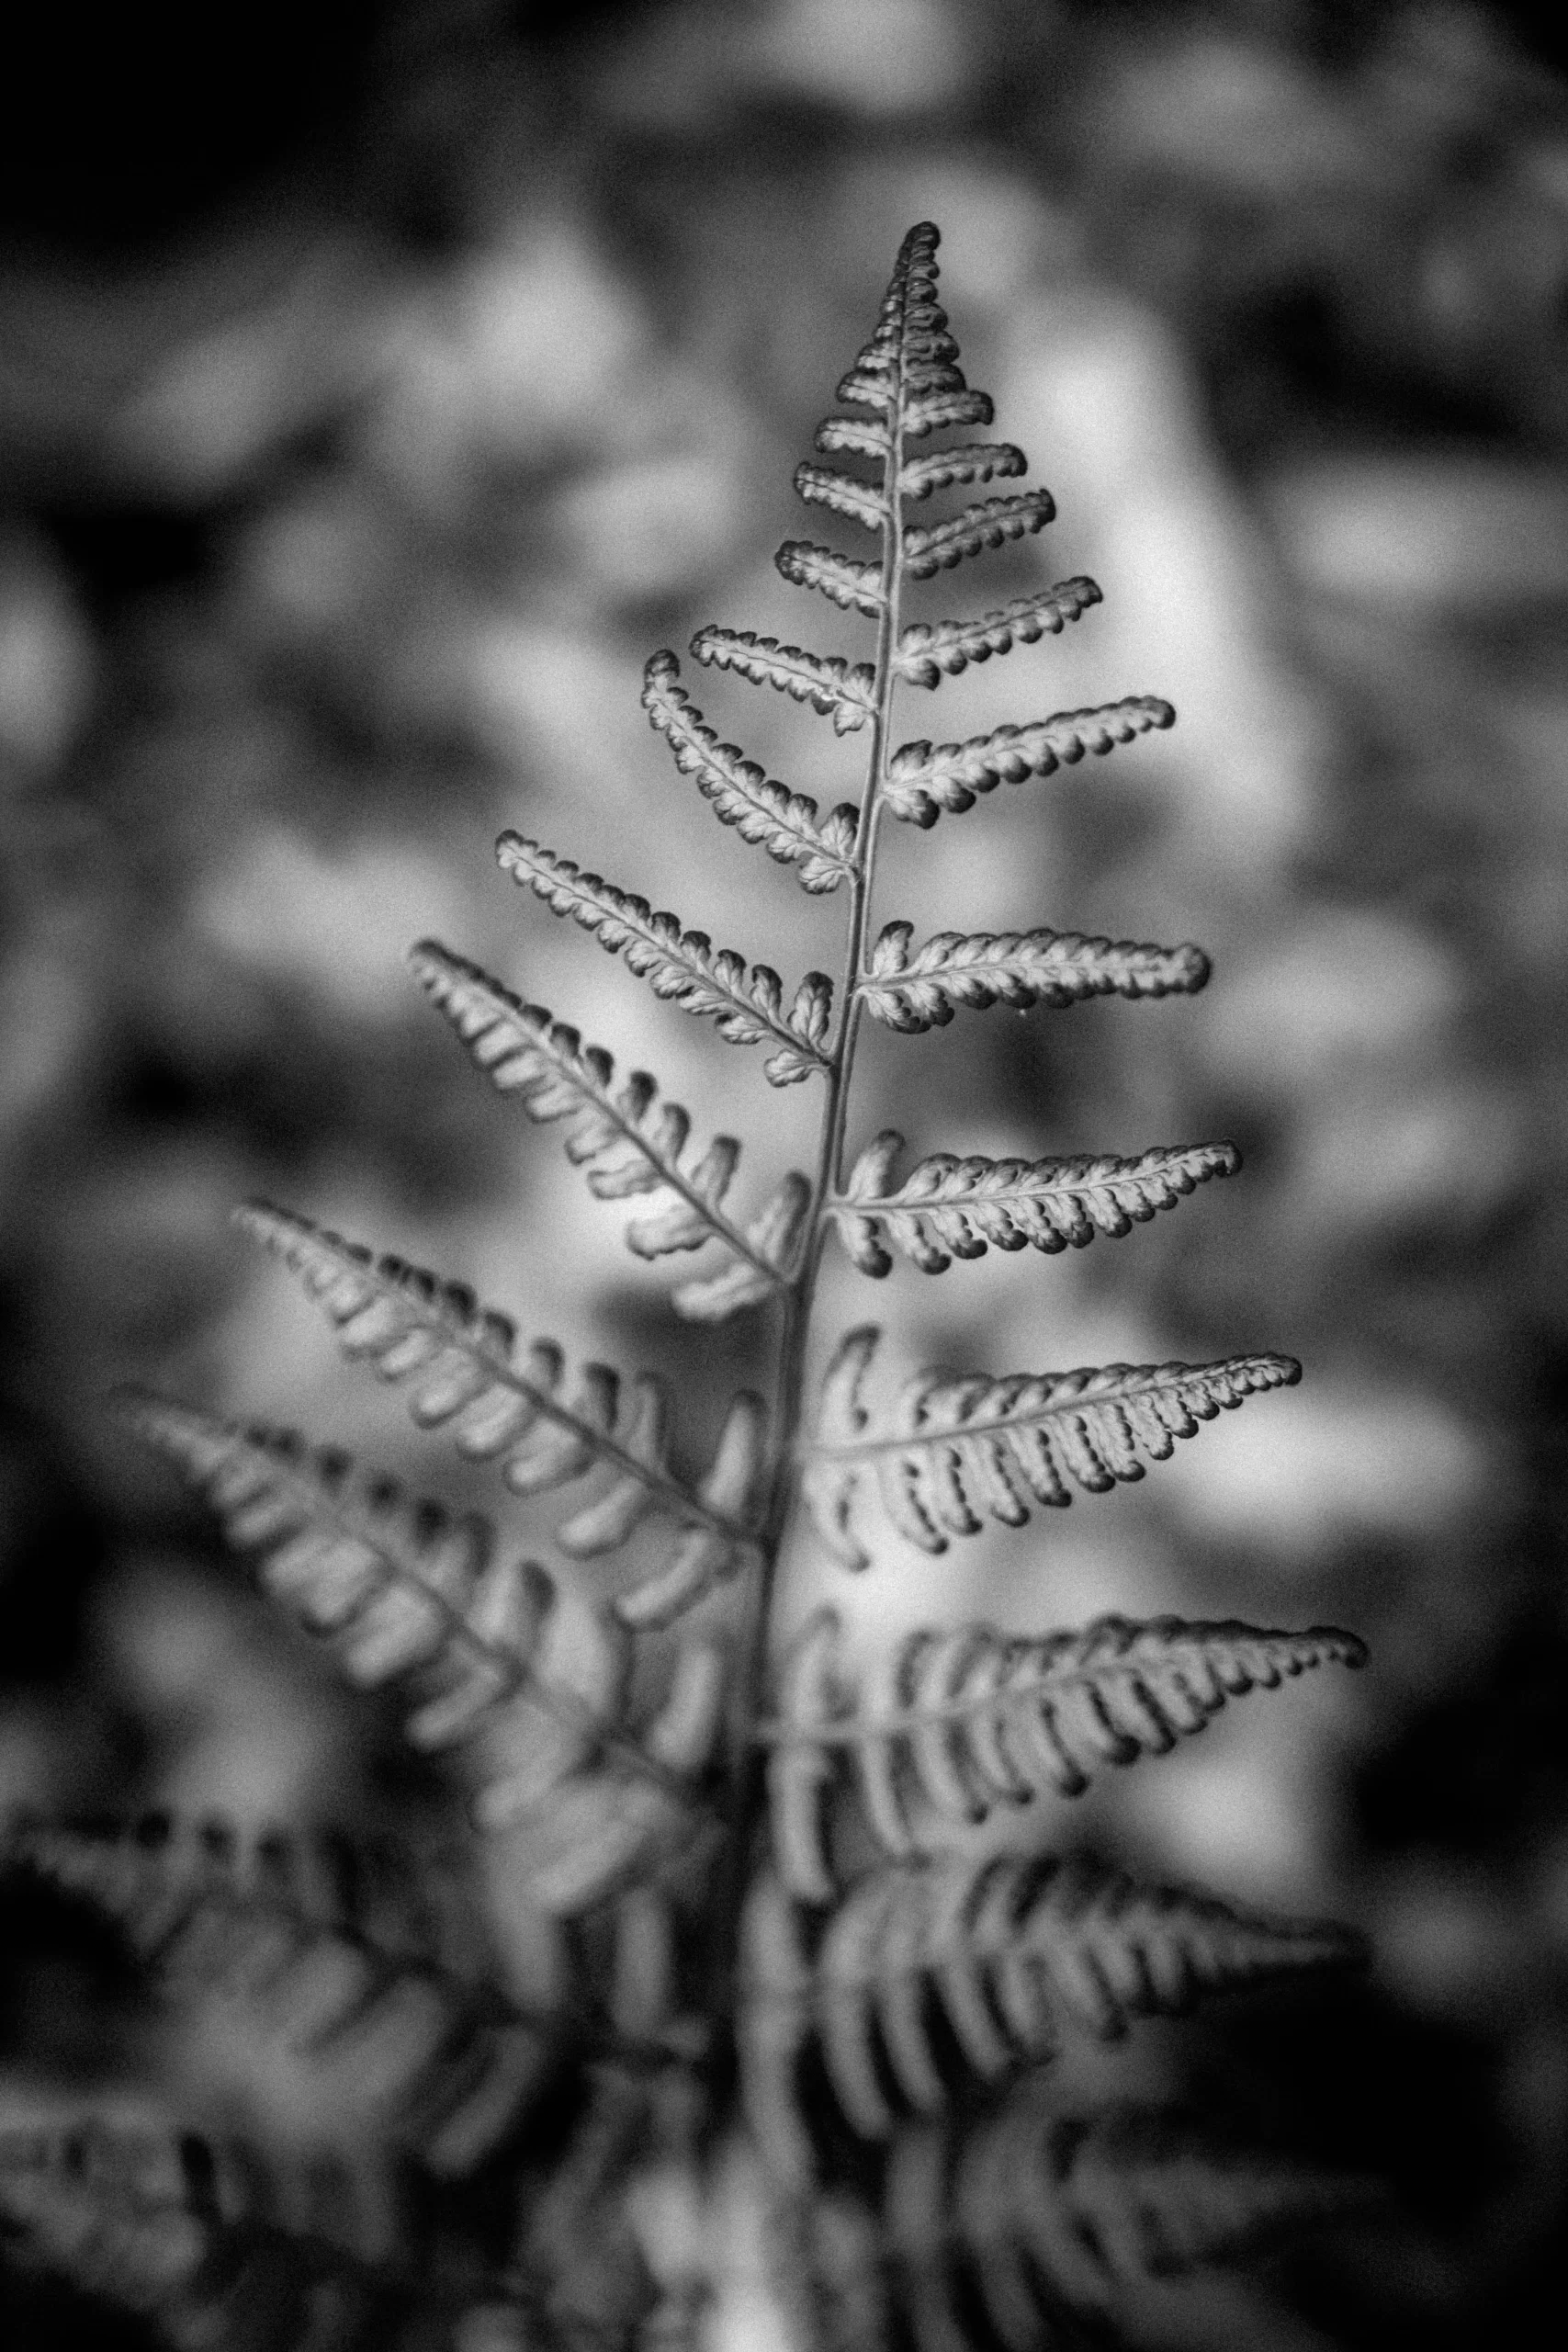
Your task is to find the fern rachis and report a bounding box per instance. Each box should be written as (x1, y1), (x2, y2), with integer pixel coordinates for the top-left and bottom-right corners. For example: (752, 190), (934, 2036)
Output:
(16, 223), (1375, 2352)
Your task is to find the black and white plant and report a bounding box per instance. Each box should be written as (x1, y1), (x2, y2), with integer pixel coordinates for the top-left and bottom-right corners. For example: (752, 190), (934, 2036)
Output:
(2, 224), (1371, 2352)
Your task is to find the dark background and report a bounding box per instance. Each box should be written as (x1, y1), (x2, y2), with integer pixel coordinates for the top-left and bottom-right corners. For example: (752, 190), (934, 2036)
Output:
(3, 3), (1567, 2344)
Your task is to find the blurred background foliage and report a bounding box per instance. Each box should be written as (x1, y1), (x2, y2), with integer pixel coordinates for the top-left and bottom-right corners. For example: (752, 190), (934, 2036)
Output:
(2, 1), (1567, 2343)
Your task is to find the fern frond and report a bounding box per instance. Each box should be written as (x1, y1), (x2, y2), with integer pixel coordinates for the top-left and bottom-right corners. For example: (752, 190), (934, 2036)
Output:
(901, 492), (1056, 580)
(113, 1398), (726, 1912)
(741, 1854), (1357, 2151)
(641, 651), (859, 891)
(775, 539), (886, 617)
(6, 1814), (557, 2175)
(408, 944), (805, 1300)
(885, 696), (1176, 826)
(794, 463), (889, 533)
(898, 443), (1026, 502)
(495, 834), (832, 1085)
(231, 1202), (765, 1562)
(802, 1326), (1301, 1569)
(832, 1135), (1238, 1274)
(689, 627), (875, 735)
(895, 578), (1102, 687)
(885, 2095), (1379, 2348)
(856, 922), (1211, 1035)
(765, 1609), (1366, 1892)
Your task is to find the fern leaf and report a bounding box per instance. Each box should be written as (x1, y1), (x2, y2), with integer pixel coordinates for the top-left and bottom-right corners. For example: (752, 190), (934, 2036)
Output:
(765, 1608), (1366, 1891)
(815, 413), (890, 460)
(886, 2095), (1380, 2348)
(231, 1202), (763, 1562)
(111, 1394), (615, 1756)
(832, 1135), (1238, 1273)
(794, 463), (889, 533)
(764, 1609), (844, 1906)
(408, 943), (802, 1297)
(6, 1815), (557, 2176)
(113, 1399), (725, 1913)
(614, 1391), (771, 1631)
(689, 627), (875, 735)
(901, 491), (1055, 580)
(885, 696), (1177, 826)
(641, 651), (859, 890)
(897, 443), (1026, 501)
(741, 1853), (1357, 2145)
(775, 539), (886, 617)
(856, 923), (1211, 1035)
(905, 385), (995, 436)
(489, 1634), (728, 1916)
(495, 834), (832, 1085)
(895, 578), (1102, 687)
(671, 1171), (812, 1324)
(802, 1326), (1301, 1569)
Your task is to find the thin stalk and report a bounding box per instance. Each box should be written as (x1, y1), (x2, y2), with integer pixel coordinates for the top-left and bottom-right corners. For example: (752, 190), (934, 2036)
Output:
(715, 378), (908, 1995)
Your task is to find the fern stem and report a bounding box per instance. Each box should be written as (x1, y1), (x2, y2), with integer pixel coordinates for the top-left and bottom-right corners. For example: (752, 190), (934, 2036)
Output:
(715, 363), (909, 2005)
